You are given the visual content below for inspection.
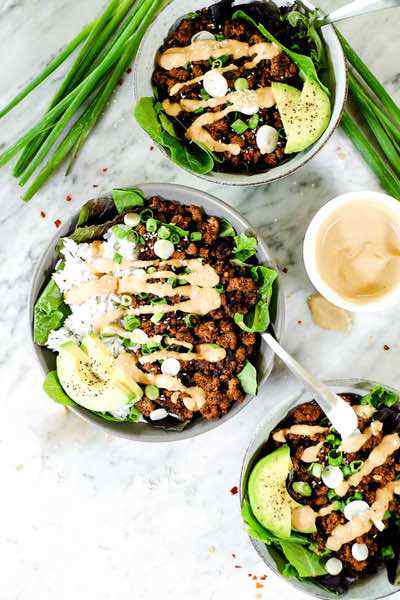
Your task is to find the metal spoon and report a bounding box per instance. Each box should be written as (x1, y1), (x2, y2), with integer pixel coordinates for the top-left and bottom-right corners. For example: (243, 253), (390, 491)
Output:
(320, 0), (400, 25)
(262, 332), (359, 439)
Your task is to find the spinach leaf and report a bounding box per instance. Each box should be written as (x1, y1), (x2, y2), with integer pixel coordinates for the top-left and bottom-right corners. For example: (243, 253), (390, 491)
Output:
(133, 98), (214, 175)
(34, 279), (70, 345)
(158, 111), (178, 138)
(233, 232), (257, 263)
(361, 385), (399, 408)
(234, 301), (270, 333)
(238, 360), (257, 395)
(134, 97), (164, 144)
(232, 10), (329, 95)
(241, 497), (308, 545)
(93, 406), (141, 423)
(69, 214), (122, 244)
(219, 217), (236, 238)
(286, 8), (327, 70)
(279, 540), (327, 577)
(251, 266), (277, 302)
(43, 370), (75, 407)
(111, 188), (144, 214)
(76, 196), (117, 227)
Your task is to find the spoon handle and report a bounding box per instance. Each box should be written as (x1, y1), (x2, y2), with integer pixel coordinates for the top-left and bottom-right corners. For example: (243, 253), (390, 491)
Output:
(324, 0), (400, 24)
(262, 332), (338, 415)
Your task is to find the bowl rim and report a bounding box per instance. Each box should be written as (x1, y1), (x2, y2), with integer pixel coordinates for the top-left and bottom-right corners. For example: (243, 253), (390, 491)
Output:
(132, 0), (348, 187)
(29, 182), (286, 442)
(239, 377), (400, 600)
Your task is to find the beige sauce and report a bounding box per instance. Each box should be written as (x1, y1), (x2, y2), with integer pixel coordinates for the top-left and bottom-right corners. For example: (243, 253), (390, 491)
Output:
(273, 425), (328, 443)
(316, 200), (400, 305)
(307, 293), (352, 332)
(93, 308), (124, 332)
(354, 404), (377, 419)
(138, 344), (226, 365)
(66, 275), (117, 304)
(128, 286), (221, 317)
(292, 505), (316, 532)
(163, 87), (275, 154)
(169, 64), (237, 96)
(116, 352), (206, 411)
(301, 441), (324, 463)
(327, 480), (400, 551)
(158, 38), (280, 71)
(319, 503), (338, 517)
(335, 433), (400, 496)
(339, 421), (383, 453)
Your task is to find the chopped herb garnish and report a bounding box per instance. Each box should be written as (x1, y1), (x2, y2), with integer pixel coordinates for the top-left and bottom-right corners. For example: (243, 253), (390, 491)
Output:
(361, 385), (399, 408)
(234, 77), (249, 91)
(113, 252), (122, 264)
(190, 231), (202, 241)
(157, 225), (170, 239)
(146, 217), (158, 233)
(200, 87), (211, 101)
(123, 315), (141, 331)
(231, 118), (248, 134)
(145, 384), (159, 400)
(328, 450), (343, 466)
(248, 114), (260, 130)
(292, 481), (312, 497)
(183, 314), (196, 328)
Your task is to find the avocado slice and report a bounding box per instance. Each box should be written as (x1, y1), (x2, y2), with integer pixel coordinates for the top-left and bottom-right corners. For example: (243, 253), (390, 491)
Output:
(57, 339), (143, 413)
(248, 445), (293, 539)
(272, 80), (331, 154)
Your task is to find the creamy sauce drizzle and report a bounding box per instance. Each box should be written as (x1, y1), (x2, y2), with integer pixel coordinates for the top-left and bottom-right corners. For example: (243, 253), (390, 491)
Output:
(335, 433), (400, 496)
(67, 258), (221, 316)
(116, 352), (206, 411)
(273, 425), (328, 443)
(138, 344), (226, 365)
(354, 404), (377, 419)
(163, 87), (275, 155)
(169, 64), (237, 96)
(158, 39), (280, 71)
(327, 481), (400, 551)
(301, 441), (324, 463)
(339, 421), (382, 453)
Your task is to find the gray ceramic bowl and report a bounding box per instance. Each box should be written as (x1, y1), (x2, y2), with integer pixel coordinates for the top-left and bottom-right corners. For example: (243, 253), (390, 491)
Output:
(240, 378), (400, 600)
(30, 183), (285, 442)
(133, 0), (347, 187)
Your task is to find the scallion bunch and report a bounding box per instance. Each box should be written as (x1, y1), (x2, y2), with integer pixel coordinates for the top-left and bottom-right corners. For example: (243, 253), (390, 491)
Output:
(0, 0), (169, 201)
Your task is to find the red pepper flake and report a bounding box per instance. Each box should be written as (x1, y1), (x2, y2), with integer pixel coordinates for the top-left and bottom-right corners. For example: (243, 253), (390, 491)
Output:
(231, 553), (236, 559)
(118, 78), (123, 86)
(384, 344), (390, 351)
(150, 145), (154, 151)
(260, 575), (267, 580)
(297, 320), (303, 325)
(230, 486), (238, 495)
(102, 167), (108, 173)
(248, 574), (252, 577)
(281, 266), (288, 273)
(126, 67), (132, 74)
(66, 194), (72, 202)
(93, 184), (99, 188)
(234, 565), (242, 569)
(252, 575), (257, 580)
(40, 210), (46, 218)
(54, 219), (62, 228)
(256, 583), (264, 589)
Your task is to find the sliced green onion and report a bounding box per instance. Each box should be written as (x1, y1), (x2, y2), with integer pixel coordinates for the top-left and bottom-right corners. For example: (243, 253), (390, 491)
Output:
(124, 315), (141, 331)
(150, 312), (164, 324)
(139, 208), (153, 222)
(327, 489), (338, 501)
(346, 492), (364, 503)
(349, 460), (363, 473)
(248, 114), (260, 130)
(231, 118), (248, 134)
(183, 314), (195, 328)
(342, 464), (352, 478)
(146, 217), (158, 233)
(158, 225), (171, 239)
(119, 294), (132, 307)
(170, 233), (180, 245)
(383, 510), (392, 520)
(113, 252), (122, 264)
(328, 450), (343, 466)
(310, 463), (323, 478)
(147, 266), (157, 274)
(145, 384), (159, 400)
(381, 545), (395, 560)
(200, 87), (211, 100)
(234, 78), (249, 91)
(190, 231), (202, 241)
(326, 433), (341, 448)
(292, 481), (312, 497)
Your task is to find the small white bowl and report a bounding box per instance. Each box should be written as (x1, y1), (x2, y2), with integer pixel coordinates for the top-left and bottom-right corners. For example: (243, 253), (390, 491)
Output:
(303, 191), (400, 313)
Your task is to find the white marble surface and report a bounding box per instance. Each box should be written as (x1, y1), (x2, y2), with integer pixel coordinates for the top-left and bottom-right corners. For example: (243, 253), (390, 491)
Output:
(1, 1), (400, 599)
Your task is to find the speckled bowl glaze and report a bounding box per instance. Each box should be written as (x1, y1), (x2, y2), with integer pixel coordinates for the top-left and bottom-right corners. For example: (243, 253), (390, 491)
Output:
(30, 183), (285, 442)
(240, 378), (400, 600)
(133, 0), (347, 187)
